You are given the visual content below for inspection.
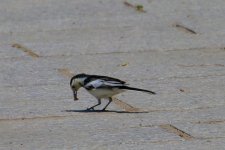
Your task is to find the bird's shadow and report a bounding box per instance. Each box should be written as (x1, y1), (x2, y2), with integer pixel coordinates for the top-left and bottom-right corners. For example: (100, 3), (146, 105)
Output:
(63, 109), (150, 114)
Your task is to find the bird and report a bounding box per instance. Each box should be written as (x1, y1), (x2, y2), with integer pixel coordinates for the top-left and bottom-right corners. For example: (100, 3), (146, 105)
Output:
(70, 73), (156, 111)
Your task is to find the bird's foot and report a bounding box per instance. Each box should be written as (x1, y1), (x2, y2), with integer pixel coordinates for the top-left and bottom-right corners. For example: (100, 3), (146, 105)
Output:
(87, 107), (94, 110)
(101, 108), (107, 112)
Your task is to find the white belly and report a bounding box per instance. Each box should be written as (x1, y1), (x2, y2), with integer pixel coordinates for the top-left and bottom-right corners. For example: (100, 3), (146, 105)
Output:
(88, 88), (126, 98)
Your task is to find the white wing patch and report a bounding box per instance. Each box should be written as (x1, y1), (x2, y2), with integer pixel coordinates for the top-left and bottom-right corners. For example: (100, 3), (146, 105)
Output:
(85, 79), (125, 89)
(85, 79), (104, 88)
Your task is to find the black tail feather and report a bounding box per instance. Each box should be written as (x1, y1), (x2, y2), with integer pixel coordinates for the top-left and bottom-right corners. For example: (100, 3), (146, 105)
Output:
(119, 86), (156, 95)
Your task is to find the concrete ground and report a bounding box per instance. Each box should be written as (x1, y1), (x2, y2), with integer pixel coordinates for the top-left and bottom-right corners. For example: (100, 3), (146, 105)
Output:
(0, 0), (225, 149)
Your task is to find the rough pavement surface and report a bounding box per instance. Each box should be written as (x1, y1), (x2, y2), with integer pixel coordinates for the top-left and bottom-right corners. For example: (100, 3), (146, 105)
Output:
(0, 0), (225, 149)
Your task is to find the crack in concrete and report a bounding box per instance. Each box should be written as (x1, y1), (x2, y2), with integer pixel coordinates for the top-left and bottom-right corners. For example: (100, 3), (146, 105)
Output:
(192, 120), (225, 125)
(160, 124), (194, 140)
(173, 23), (197, 34)
(11, 43), (40, 58)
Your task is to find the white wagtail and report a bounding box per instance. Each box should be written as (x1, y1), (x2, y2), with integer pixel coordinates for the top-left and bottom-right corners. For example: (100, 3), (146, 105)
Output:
(70, 73), (156, 111)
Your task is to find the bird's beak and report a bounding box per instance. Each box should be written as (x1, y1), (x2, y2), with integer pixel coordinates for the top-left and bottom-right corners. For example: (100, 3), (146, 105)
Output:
(73, 90), (79, 101)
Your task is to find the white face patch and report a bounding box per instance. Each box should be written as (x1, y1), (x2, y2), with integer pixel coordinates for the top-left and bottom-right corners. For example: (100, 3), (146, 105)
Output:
(71, 78), (86, 90)
(71, 79), (79, 90)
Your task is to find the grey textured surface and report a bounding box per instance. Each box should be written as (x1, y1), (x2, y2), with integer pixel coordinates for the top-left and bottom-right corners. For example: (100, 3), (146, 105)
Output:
(0, 0), (225, 149)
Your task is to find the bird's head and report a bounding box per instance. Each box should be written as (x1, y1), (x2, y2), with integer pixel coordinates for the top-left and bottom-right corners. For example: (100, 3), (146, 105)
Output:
(70, 73), (87, 101)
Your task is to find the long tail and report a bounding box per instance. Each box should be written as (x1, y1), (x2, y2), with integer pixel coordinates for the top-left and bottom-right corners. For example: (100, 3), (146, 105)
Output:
(119, 86), (156, 95)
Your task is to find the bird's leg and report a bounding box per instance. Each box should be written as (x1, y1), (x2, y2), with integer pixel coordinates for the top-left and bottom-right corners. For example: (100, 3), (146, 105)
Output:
(87, 99), (101, 110)
(102, 97), (112, 111)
